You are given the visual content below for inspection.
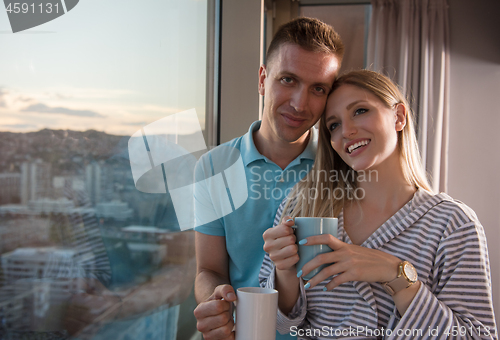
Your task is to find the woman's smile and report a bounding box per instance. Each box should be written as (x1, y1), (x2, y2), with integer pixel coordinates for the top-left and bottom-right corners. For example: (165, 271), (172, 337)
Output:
(345, 138), (371, 155)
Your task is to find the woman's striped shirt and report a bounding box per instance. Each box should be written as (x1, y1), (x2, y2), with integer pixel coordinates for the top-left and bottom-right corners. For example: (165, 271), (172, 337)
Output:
(260, 189), (497, 339)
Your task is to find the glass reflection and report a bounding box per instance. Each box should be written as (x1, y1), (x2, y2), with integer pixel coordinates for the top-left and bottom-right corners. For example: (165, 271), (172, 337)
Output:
(0, 0), (207, 338)
(0, 129), (196, 339)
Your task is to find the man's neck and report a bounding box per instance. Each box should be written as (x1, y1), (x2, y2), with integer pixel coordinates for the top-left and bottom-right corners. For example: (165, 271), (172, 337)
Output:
(253, 128), (310, 170)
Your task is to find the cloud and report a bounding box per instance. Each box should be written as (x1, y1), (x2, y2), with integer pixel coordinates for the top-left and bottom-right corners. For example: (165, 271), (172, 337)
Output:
(46, 87), (136, 100)
(1, 123), (38, 130)
(122, 121), (148, 126)
(21, 103), (104, 117)
(0, 87), (6, 107)
(16, 95), (36, 103)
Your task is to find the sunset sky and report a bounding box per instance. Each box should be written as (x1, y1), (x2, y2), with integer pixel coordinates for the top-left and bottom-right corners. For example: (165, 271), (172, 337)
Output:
(0, 0), (207, 136)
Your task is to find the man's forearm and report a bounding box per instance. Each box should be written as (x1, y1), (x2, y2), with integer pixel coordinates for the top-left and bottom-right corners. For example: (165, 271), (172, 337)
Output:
(194, 269), (230, 303)
(275, 268), (300, 315)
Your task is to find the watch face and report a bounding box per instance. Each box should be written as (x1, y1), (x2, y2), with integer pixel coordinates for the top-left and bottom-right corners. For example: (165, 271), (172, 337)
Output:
(404, 263), (418, 282)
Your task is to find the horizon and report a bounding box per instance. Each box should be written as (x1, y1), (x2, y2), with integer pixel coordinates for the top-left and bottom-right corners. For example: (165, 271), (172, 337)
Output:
(0, 123), (206, 137)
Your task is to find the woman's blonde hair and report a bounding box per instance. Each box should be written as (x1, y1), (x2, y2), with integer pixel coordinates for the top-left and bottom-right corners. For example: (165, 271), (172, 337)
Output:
(283, 70), (433, 219)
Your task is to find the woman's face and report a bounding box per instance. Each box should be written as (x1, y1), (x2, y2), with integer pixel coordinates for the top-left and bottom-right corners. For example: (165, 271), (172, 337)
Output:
(325, 84), (406, 172)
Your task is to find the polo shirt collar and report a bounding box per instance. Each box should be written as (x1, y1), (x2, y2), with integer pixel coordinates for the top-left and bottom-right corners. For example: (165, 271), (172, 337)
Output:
(298, 126), (317, 160)
(240, 120), (317, 167)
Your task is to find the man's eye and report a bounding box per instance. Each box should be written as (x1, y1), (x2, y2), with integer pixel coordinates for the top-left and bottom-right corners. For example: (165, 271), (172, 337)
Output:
(314, 86), (326, 94)
(355, 108), (368, 115)
(281, 77), (293, 84)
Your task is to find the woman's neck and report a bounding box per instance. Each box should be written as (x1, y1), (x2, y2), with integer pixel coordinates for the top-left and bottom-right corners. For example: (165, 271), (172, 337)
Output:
(342, 162), (416, 245)
(355, 157), (416, 212)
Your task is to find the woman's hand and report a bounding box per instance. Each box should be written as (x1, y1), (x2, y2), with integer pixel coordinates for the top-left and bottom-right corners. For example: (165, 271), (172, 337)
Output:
(298, 234), (401, 290)
(262, 216), (299, 273)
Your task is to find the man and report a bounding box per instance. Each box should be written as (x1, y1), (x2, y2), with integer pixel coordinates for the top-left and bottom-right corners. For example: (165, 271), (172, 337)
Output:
(194, 17), (344, 339)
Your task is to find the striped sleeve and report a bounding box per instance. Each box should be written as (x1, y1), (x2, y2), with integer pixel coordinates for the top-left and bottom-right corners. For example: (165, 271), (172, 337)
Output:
(387, 208), (497, 340)
(259, 198), (308, 334)
(259, 198), (288, 288)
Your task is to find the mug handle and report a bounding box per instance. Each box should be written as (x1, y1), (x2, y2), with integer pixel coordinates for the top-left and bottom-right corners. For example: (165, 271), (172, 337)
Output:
(221, 297), (237, 312)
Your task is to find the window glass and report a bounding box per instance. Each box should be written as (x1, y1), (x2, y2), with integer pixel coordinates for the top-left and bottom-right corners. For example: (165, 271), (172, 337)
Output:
(0, 0), (208, 338)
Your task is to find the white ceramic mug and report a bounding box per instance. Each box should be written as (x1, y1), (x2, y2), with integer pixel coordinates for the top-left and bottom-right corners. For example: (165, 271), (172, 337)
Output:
(235, 287), (278, 340)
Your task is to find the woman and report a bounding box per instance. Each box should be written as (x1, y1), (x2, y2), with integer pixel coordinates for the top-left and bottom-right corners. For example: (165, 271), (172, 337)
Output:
(260, 70), (497, 339)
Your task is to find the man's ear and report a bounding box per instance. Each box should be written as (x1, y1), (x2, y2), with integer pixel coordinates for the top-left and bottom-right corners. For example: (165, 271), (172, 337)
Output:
(258, 65), (267, 96)
(395, 103), (407, 132)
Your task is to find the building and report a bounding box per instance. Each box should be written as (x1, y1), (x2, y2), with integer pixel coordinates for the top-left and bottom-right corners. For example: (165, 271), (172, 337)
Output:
(120, 226), (194, 265)
(52, 175), (85, 199)
(0, 246), (97, 332)
(95, 201), (133, 221)
(0, 217), (51, 254)
(85, 162), (103, 206)
(20, 161), (52, 205)
(0, 173), (21, 205)
(0, 285), (34, 331)
(27, 198), (75, 215)
(86, 162), (115, 205)
(1, 247), (92, 301)
(0, 204), (31, 217)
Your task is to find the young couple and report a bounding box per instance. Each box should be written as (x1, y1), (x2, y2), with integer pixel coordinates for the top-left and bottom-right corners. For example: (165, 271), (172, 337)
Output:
(194, 17), (497, 340)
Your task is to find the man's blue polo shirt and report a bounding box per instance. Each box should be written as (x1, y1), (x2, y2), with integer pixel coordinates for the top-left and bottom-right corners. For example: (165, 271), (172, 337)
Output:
(194, 120), (316, 290)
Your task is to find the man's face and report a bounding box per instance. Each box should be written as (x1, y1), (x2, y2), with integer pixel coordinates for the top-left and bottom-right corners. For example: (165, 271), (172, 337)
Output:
(258, 43), (340, 144)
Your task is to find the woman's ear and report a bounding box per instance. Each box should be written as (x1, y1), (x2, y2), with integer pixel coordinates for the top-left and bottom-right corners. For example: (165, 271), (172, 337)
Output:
(394, 103), (407, 132)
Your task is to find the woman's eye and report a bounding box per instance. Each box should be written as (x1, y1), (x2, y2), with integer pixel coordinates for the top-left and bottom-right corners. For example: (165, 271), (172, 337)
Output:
(329, 122), (340, 132)
(355, 108), (368, 115)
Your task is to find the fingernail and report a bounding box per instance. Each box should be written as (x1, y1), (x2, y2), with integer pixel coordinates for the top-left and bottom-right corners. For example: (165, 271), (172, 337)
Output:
(285, 218), (294, 222)
(227, 292), (235, 300)
(296, 270), (302, 278)
(323, 287), (328, 292)
(298, 239), (307, 245)
(304, 282), (311, 289)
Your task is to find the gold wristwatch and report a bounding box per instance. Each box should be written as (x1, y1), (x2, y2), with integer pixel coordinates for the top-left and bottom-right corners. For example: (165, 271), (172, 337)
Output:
(383, 261), (418, 296)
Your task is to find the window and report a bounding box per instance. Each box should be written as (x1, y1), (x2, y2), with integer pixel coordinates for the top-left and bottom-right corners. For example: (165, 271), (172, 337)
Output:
(0, 0), (215, 338)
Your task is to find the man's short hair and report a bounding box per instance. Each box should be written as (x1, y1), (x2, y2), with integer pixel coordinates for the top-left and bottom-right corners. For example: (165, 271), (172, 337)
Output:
(266, 17), (344, 66)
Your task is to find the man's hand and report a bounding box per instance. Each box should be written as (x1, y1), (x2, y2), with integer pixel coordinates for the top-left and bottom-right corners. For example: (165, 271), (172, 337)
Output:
(262, 216), (299, 272)
(194, 284), (237, 340)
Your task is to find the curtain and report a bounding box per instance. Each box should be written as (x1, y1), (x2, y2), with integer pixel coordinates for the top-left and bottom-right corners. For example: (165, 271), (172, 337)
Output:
(367, 0), (450, 193)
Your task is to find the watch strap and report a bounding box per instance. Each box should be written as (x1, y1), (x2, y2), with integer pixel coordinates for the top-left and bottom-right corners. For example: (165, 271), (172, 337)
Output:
(383, 275), (412, 295)
(383, 261), (416, 296)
